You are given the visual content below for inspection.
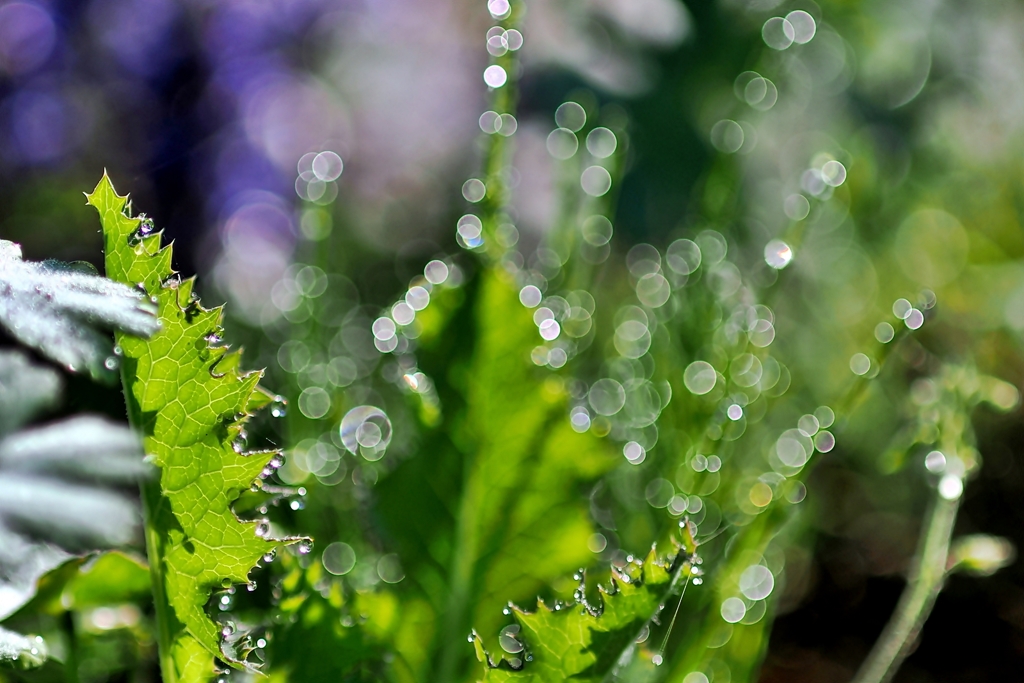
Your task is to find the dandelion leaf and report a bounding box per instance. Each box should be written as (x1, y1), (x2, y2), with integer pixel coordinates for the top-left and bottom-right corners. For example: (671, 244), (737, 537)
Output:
(472, 545), (689, 682)
(88, 173), (296, 676)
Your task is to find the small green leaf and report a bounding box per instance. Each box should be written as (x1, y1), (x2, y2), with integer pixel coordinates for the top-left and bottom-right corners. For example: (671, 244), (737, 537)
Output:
(472, 543), (694, 682)
(267, 552), (383, 681)
(63, 551), (151, 610)
(950, 534), (1016, 576)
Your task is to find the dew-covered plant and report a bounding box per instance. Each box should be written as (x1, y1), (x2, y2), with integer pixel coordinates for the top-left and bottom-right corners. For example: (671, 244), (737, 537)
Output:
(90, 175), (308, 682)
(223, 2), (1021, 683)
(4, 0), (1024, 682)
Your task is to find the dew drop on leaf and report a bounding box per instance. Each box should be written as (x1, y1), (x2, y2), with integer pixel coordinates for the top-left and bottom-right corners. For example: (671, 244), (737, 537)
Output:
(270, 395), (288, 418)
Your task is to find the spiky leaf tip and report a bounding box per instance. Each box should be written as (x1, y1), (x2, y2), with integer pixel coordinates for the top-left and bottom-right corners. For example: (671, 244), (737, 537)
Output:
(88, 173), (303, 675)
(472, 538), (697, 683)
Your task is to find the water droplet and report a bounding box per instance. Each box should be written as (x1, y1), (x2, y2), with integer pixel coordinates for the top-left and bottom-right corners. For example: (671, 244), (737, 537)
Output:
(104, 356), (119, 371)
(339, 406), (393, 461)
(270, 396), (288, 418)
(764, 240), (793, 269)
(938, 474), (963, 500)
(298, 539), (313, 555)
(850, 353), (872, 376)
(738, 565), (775, 600)
(323, 542), (356, 575)
(684, 361), (717, 395)
(653, 654), (664, 666)
(589, 378), (626, 416)
(721, 597), (747, 623)
(255, 521), (270, 537)
(246, 581), (257, 592)
(263, 549), (277, 563)
(499, 624), (525, 653)
(128, 215), (156, 245)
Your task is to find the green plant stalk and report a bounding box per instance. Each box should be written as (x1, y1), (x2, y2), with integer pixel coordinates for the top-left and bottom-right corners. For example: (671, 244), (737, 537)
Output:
(61, 610), (79, 683)
(436, 4), (523, 680)
(851, 486), (960, 683)
(138, 474), (180, 683)
(115, 339), (181, 683)
(94, 174), (293, 682)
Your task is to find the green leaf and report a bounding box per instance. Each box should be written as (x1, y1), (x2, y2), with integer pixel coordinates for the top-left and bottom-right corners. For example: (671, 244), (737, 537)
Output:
(471, 542), (695, 682)
(0, 351), (60, 437)
(62, 551), (152, 610)
(0, 239), (159, 382)
(88, 173), (300, 680)
(418, 267), (618, 679)
(266, 551), (383, 682)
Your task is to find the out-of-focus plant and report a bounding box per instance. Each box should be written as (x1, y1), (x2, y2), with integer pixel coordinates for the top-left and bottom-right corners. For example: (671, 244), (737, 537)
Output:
(5, 0), (1024, 681)
(230, 1), (1023, 682)
(0, 240), (158, 674)
(91, 175), (307, 682)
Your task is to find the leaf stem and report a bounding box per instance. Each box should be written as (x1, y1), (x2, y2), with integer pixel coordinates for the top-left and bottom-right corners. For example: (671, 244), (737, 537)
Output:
(850, 484), (961, 683)
(120, 355), (179, 683)
(139, 481), (180, 683)
(62, 610), (79, 683)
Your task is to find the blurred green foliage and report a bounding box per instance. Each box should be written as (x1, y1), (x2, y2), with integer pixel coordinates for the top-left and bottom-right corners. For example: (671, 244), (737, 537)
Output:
(5, 0), (1024, 682)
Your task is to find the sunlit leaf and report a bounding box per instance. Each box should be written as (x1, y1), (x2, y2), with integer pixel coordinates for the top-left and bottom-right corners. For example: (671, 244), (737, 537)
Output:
(472, 542), (694, 682)
(266, 552), (383, 682)
(89, 173), (303, 679)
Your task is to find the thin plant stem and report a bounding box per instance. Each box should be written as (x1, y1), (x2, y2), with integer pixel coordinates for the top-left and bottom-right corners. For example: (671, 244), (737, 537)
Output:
(62, 610), (79, 683)
(119, 357), (180, 683)
(850, 486), (961, 683)
(436, 3), (523, 680)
